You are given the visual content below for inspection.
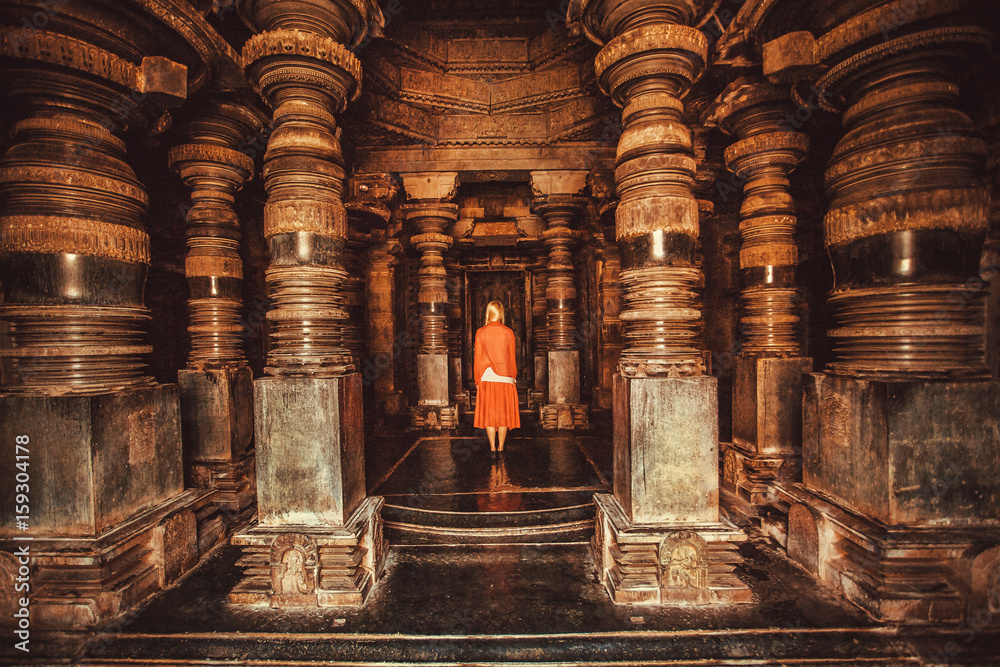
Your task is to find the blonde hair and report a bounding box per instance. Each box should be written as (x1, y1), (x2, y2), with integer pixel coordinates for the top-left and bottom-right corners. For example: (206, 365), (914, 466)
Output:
(484, 300), (505, 326)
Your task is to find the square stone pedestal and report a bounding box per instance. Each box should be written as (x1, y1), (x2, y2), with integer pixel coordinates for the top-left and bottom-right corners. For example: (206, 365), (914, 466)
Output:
(595, 374), (750, 605)
(723, 356), (811, 514)
(529, 353), (548, 409)
(230, 374), (386, 608)
(0, 386), (212, 629)
(230, 497), (386, 608)
(412, 353), (457, 429)
(541, 350), (588, 429)
(254, 374), (365, 528)
(784, 374), (1000, 623)
(178, 367), (256, 526)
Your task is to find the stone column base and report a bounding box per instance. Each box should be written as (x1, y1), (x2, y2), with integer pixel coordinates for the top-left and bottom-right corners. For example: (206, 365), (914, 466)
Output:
(0, 489), (215, 630)
(411, 404), (459, 429)
(452, 391), (471, 414)
(188, 452), (257, 532)
(592, 494), (751, 606)
(229, 496), (387, 608)
(720, 440), (799, 518)
(779, 483), (1000, 625)
(539, 403), (589, 430)
(527, 390), (547, 410)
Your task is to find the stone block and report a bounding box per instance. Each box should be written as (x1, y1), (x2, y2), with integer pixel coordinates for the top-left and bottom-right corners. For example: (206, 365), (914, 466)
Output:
(533, 353), (548, 393)
(254, 374), (365, 528)
(733, 356), (811, 456)
(0, 385), (183, 538)
(417, 353), (450, 405)
(613, 374), (719, 525)
(178, 366), (253, 464)
(548, 349), (580, 404)
(803, 373), (1000, 526)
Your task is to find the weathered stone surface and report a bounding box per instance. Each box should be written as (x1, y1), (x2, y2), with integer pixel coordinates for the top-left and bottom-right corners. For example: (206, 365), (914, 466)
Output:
(547, 350), (580, 405)
(802, 373), (1000, 526)
(254, 374), (365, 528)
(733, 356), (811, 458)
(417, 353), (450, 406)
(0, 385), (182, 537)
(178, 366), (253, 464)
(614, 374), (719, 525)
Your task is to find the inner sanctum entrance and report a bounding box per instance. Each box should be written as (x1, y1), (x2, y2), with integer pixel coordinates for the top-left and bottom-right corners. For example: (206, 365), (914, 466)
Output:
(3, 0), (1000, 661)
(465, 269), (530, 404)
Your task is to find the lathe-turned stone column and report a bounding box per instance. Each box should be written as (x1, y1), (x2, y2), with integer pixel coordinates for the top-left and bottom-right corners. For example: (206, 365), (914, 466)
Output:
(589, 169), (623, 411)
(532, 170), (589, 430)
(528, 246), (550, 408)
(760, 5), (999, 624)
(710, 82), (812, 515)
(570, 0), (749, 606)
(230, 0), (385, 609)
(444, 252), (471, 413)
(169, 97), (262, 532)
(0, 8), (220, 629)
(346, 173), (402, 417)
(365, 233), (404, 415)
(594, 233), (624, 410)
(402, 172), (460, 430)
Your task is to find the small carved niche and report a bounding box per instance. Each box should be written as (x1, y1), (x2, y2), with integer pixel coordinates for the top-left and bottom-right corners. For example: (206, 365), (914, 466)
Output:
(270, 534), (318, 607)
(658, 531), (710, 604)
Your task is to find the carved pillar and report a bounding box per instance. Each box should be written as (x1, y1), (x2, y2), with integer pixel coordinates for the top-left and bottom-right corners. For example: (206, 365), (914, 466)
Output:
(444, 251), (470, 413)
(595, 235), (623, 410)
(169, 97), (262, 531)
(528, 246), (549, 408)
(590, 168), (622, 410)
(710, 82), (812, 515)
(230, 0), (385, 609)
(531, 170), (589, 430)
(759, 3), (1000, 624)
(570, 0), (749, 606)
(0, 5), (222, 629)
(365, 233), (404, 415)
(402, 172), (460, 430)
(346, 173), (402, 417)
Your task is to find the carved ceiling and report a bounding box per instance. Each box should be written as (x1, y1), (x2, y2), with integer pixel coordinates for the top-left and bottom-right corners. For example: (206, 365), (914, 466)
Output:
(341, 0), (616, 155)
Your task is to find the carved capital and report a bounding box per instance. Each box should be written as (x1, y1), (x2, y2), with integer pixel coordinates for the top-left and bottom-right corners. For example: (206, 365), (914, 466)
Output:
(401, 172), (460, 201)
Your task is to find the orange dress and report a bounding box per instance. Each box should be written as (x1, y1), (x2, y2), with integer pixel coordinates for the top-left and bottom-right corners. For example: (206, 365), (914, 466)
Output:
(473, 321), (521, 429)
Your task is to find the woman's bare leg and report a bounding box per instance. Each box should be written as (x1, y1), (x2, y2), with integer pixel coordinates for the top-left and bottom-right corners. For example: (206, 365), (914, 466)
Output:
(497, 427), (508, 452)
(486, 427), (497, 451)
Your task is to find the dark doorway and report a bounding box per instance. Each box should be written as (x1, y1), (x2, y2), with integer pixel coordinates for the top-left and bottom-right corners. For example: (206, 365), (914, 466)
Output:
(465, 270), (529, 398)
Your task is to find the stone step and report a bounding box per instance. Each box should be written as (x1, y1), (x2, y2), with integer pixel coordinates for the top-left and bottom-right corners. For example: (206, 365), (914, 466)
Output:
(65, 627), (938, 665)
(382, 492), (596, 544)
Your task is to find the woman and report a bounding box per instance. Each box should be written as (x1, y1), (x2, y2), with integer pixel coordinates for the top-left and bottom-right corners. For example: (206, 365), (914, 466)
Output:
(473, 300), (520, 455)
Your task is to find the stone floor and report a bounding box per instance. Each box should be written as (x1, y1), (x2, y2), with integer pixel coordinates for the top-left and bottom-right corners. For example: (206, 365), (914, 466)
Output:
(5, 415), (999, 665)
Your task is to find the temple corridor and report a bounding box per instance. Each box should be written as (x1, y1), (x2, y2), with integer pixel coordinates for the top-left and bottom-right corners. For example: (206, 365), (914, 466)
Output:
(3, 0), (1000, 663)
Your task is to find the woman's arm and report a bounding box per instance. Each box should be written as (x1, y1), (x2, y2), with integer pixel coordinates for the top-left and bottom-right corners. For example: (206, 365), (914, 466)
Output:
(473, 329), (486, 384)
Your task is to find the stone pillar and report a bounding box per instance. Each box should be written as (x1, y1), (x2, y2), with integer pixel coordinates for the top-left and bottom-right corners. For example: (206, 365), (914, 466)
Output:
(346, 173), (403, 416)
(760, 5), (999, 624)
(528, 246), (549, 408)
(594, 234), (623, 411)
(570, 0), (749, 606)
(710, 82), (812, 516)
(168, 97), (262, 534)
(532, 170), (589, 430)
(402, 172), (460, 430)
(589, 169), (623, 411)
(444, 251), (471, 413)
(230, 0), (385, 609)
(0, 10), (219, 629)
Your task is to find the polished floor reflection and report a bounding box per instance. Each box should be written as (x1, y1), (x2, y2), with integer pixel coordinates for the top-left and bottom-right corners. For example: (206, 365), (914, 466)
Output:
(368, 414), (612, 543)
